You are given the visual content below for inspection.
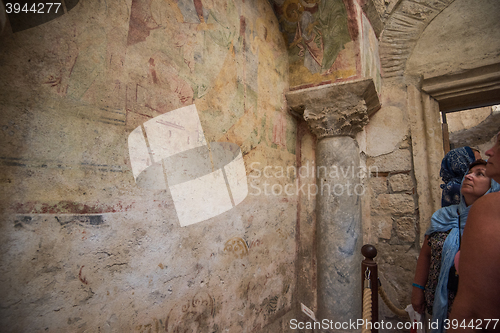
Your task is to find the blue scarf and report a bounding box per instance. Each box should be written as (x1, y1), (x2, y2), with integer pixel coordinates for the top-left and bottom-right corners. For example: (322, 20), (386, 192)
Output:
(440, 147), (475, 207)
(427, 179), (500, 332)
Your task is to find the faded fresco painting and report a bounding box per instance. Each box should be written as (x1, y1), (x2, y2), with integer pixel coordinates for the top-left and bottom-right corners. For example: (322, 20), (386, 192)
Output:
(0, 0), (299, 331)
(271, 0), (360, 88)
(125, 0), (293, 154)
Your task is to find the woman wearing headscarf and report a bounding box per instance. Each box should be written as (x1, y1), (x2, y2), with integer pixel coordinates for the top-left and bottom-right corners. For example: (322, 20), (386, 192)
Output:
(449, 132), (500, 330)
(440, 146), (481, 207)
(411, 159), (500, 332)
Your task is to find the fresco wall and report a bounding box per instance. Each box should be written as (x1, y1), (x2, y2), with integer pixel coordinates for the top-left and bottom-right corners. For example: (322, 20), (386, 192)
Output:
(272, 0), (361, 89)
(0, 0), (302, 331)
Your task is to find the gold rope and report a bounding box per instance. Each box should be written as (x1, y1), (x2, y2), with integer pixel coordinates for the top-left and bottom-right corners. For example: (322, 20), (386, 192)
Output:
(362, 287), (372, 333)
(378, 284), (409, 318)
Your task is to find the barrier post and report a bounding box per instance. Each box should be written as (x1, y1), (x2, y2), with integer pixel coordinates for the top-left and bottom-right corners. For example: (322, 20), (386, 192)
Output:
(361, 244), (378, 333)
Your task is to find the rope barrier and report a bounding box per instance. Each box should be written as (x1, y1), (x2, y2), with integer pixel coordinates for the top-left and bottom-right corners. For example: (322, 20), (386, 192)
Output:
(361, 245), (378, 332)
(362, 287), (372, 333)
(362, 268), (373, 333)
(361, 244), (410, 330)
(378, 281), (409, 319)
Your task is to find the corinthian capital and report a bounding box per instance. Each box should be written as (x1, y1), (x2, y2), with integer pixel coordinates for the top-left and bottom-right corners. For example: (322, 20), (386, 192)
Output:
(302, 100), (369, 138)
(286, 79), (381, 139)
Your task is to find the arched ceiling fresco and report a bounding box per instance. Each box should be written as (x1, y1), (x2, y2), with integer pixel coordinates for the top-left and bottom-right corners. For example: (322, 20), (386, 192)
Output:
(269, 0), (354, 70)
(267, 0), (360, 88)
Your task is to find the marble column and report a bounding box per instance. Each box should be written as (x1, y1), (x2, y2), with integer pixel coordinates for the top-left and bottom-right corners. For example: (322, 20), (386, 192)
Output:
(286, 79), (380, 329)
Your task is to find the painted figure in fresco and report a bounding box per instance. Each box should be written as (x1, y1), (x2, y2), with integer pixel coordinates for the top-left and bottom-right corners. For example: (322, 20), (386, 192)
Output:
(44, 38), (78, 96)
(128, 0), (238, 100)
(285, 0), (351, 74)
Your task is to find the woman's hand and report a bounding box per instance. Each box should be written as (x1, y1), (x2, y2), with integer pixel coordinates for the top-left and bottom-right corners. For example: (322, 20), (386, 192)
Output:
(411, 287), (425, 314)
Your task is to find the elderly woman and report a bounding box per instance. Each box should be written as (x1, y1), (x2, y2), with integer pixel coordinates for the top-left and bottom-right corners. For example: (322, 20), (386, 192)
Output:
(411, 159), (499, 332)
(449, 132), (500, 330)
(440, 146), (481, 207)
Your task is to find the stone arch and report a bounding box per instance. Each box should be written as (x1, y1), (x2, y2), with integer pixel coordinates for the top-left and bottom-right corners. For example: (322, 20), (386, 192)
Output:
(379, 0), (455, 78)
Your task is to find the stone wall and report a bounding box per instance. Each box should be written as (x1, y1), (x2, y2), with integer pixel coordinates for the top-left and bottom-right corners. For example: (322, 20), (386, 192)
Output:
(364, 79), (420, 327)
(447, 106), (500, 151)
(0, 0), (301, 331)
(446, 107), (492, 133)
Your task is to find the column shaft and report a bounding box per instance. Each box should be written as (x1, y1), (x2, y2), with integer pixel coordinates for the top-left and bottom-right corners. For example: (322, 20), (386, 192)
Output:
(316, 136), (362, 329)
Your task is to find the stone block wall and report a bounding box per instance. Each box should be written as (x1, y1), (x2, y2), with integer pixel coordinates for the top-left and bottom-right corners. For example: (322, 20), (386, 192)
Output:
(363, 80), (421, 330)
(367, 146), (420, 329)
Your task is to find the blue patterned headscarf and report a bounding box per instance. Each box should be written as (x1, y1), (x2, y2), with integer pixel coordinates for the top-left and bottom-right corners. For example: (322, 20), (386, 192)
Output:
(440, 147), (476, 207)
(427, 177), (500, 333)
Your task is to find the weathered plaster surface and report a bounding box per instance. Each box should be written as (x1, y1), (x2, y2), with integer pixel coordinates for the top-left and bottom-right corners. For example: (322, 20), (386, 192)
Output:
(406, 0), (500, 79)
(448, 106), (500, 150)
(270, 0), (362, 88)
(370, 0), (400, 23)
(380, 0), (455, 78)
(0, 0), (300, 331)
(293, 121), (317, 324)
(360, 12), (382, 93)
(365, 82), (409, 156)
(447, 107), (491, 133)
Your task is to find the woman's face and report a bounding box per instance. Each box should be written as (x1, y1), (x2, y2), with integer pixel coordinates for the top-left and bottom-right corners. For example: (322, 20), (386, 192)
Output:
(485, 132), (500, 181)
(461, 164), (491, 205)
